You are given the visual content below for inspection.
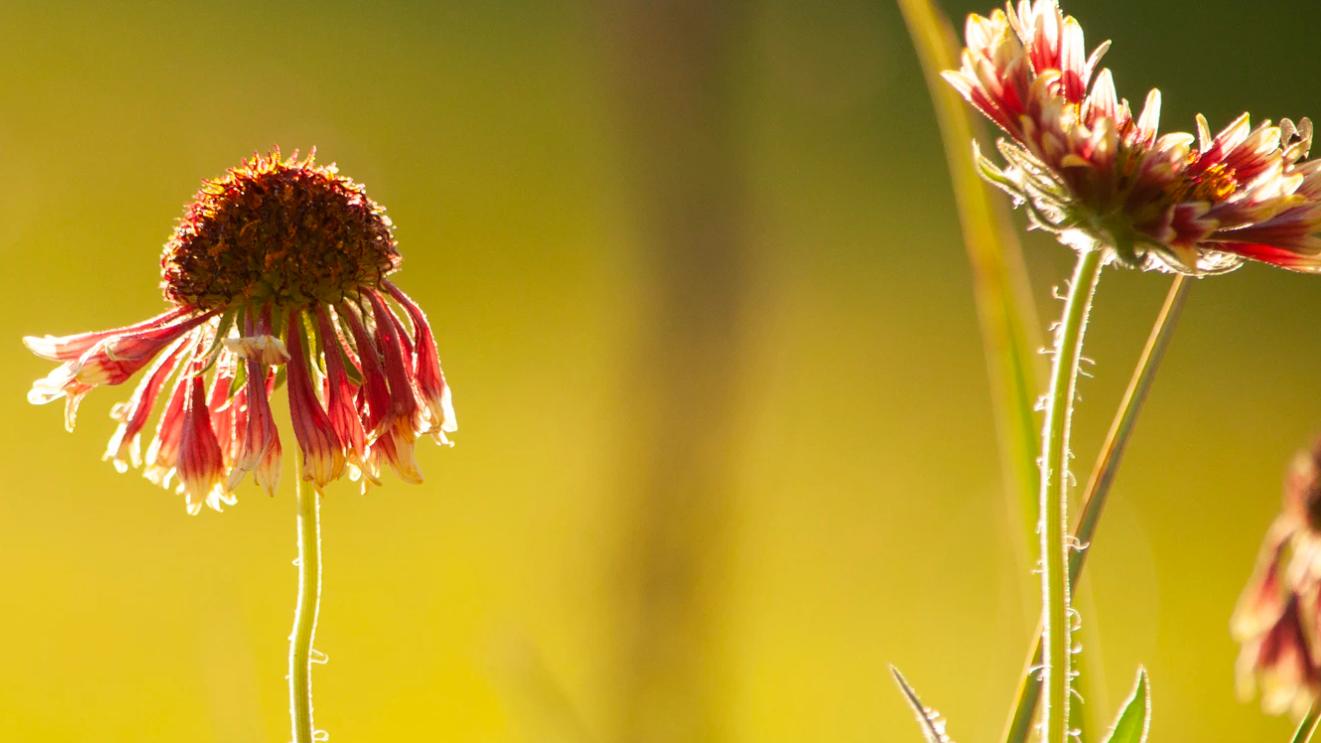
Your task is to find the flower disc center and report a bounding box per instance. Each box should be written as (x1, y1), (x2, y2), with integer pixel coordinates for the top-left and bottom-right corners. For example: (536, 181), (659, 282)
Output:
(160, 151), (400, 311)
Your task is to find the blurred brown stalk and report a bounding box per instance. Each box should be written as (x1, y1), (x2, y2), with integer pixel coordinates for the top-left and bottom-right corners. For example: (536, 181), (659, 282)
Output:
(599, 2), (751, 742)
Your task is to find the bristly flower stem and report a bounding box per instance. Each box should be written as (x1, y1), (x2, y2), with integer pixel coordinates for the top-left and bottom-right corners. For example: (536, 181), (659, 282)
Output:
(290, 467), (324, 743)
(1003, 274), (1188, 743)
(1039, 248), (1103, 743)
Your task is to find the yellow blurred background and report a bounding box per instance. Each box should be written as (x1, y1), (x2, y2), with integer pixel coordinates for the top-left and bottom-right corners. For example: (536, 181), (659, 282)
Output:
(2, 0), (1320, 740)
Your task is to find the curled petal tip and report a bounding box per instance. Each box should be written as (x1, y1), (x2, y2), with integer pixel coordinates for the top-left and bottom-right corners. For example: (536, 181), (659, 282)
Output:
(22, 335), (51, 356)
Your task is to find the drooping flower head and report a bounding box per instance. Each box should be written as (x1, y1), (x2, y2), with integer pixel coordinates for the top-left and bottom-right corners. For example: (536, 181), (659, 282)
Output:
(944, 0), (1321, 274)
(26, 149), (457, 514)
(1233, 439), (1321, 717)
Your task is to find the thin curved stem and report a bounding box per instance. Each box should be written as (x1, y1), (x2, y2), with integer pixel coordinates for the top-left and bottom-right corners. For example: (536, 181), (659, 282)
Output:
(1039, 249), (1103, 743)
(1072, 274), (1188, 560)
(1003, 274), (1189, 743)
(289, 467), (323, 743)
(1293, 703), (1320, 743)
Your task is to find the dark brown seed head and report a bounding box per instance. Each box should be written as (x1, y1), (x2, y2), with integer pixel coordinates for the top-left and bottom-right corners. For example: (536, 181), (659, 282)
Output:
(160, 149), (400, 311)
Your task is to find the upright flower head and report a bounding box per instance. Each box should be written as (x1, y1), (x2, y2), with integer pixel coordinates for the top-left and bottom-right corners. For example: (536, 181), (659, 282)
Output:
(1233, 439), (1321, 717)
(26, 149), (457, 514)
(944, 0), (1321, 274)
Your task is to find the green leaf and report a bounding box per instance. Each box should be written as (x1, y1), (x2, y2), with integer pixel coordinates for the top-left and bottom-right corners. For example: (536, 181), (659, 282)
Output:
(1102, 668), (1151, 743)
(890, 666), (955, 743)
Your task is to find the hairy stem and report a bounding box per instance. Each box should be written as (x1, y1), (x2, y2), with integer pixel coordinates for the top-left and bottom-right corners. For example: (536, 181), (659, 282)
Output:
(1039, 249), (1103, 743)
(289, 471), (323, 743)
(1004, 274), (1188, 743)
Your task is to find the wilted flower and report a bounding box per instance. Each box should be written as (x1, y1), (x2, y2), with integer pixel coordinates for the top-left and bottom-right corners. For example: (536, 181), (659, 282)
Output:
(1233, 439), (1321, 716)
(26, 149), (457, 514)
(943, 0), (1321, 274)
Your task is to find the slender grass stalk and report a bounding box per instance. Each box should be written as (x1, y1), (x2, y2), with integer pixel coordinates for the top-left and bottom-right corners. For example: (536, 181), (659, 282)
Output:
(1293, 704), (1321, 743)
(1003, 275), (1190, 743)
(1073, 275), (1189, 553)
(896, 0), (1043, 554)
(289, 464), (324, 743)
(1039, 249), (1104, 743)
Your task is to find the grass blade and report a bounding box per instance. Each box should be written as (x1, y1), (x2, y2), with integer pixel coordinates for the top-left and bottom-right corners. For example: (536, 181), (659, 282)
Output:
(896, 0), (1043, 552)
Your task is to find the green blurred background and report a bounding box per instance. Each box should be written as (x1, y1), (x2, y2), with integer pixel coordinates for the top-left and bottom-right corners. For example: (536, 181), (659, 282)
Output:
(2, 0), (1320, 740)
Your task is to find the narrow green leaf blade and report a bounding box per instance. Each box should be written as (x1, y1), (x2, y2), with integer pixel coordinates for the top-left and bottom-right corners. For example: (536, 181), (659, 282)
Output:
(1102, 668), (1151, 743)
(890, 666), (955, 743)
(896, 0), (1043, 569)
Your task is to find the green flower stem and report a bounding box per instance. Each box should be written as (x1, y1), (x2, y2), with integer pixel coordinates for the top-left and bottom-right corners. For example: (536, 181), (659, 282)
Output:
(1004, 274), (1189, 743)
(1039, 248), (1104, 743)
(289, 469), (324, 743)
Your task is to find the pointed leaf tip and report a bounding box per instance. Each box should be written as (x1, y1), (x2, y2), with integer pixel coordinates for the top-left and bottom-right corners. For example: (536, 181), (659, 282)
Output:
(1102, 667), (1151, 743)
(890, 666), (955, 743)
